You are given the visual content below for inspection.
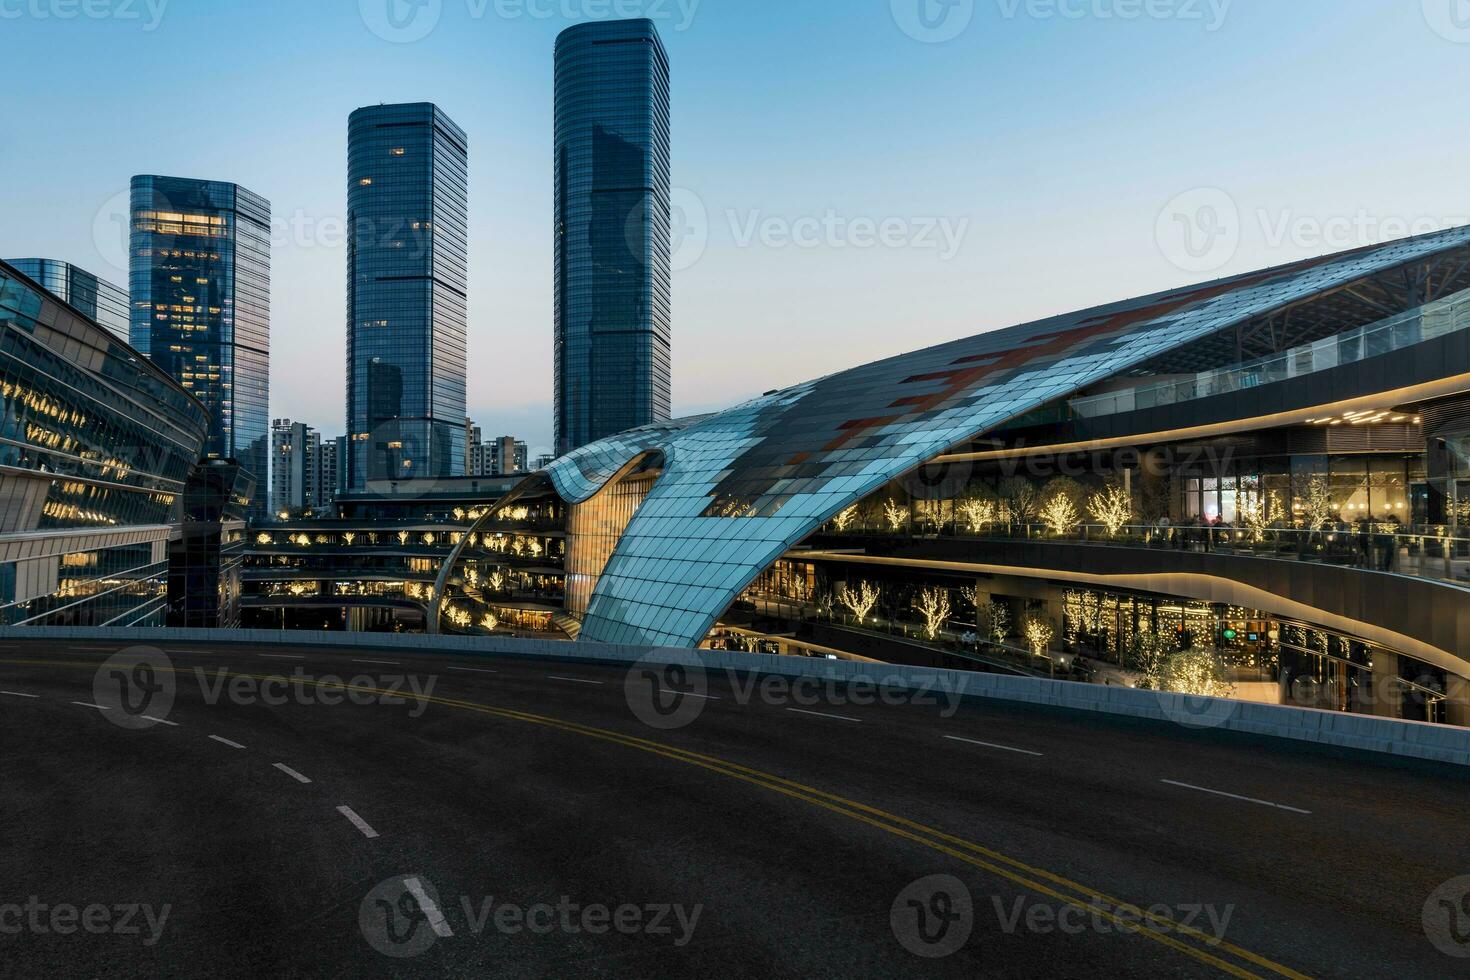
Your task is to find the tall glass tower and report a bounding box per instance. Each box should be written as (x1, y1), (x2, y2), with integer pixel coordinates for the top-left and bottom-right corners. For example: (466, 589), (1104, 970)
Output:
(554, 19), (671, 456)
(130, 175), (270, 517)
(6, 258), (131, 344)
(345, 102), (469, 488)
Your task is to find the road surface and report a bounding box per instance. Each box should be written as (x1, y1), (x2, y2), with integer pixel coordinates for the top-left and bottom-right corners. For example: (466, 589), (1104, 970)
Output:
(1, 636), (1467, 977)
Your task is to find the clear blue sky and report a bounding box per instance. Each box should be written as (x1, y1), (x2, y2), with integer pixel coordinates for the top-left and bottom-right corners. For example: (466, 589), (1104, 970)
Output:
(2, 0), (1468, 456)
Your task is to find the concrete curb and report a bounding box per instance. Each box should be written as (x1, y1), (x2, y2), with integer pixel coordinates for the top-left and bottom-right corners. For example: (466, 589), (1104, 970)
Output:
(6, 626), (1469, 768)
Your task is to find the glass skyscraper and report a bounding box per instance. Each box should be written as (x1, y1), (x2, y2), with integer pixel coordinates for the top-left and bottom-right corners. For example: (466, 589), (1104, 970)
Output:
(553, 19), (672, 457)
(345, 102), (468, 488)
(6, 258), (130, 343)
(130, 175), (271, 517)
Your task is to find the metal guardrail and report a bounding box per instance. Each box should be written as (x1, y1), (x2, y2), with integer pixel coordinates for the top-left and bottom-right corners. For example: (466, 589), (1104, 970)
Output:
(822, 522), (1470, 586)
(1067, 287), (1470, 419)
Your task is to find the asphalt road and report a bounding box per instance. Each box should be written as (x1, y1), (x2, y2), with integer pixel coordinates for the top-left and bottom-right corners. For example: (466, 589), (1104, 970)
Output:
(2, 636), (1468, 978)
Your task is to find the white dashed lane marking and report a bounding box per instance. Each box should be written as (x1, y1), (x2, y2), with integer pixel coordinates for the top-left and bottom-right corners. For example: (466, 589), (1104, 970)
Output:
(71, 701), (110, 711)
(548, 676), (602, 685)
(1, 691), (40, 698)
(404, 878), (454, 937)
(786, 707), (861, 723)
(337, 805), (380, 839)
(944, 735), (1044, 757)
(1160, 779), (1312, 815)
(353, 659), (400, 666)
(208, 735), (246, 749)
(143, 715), (179, 727)
(447, 666), (498, 674)
(273, 763), (312, 784)
(259, 654), (305, 661)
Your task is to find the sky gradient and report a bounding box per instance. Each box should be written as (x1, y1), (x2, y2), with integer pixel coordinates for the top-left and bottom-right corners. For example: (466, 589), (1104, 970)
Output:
(2, 0), (1468, 456)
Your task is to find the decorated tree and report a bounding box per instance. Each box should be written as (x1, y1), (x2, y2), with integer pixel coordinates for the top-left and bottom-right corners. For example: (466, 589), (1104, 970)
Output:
(1023, 617), (1054, 658)
(1239, 489), (1280, 543)
(1088, 485), (1132, 537)
(914, 588), (952, 640)
(1039, 494), (1080, 536)
(985, 602), (1011, 644)
(958, 497), (997, 533)
(837, 581), (881, 624)
(883, 499), (908, 531)
(1158, 649), (1235, 698)
(1302, 475), (1334, 532)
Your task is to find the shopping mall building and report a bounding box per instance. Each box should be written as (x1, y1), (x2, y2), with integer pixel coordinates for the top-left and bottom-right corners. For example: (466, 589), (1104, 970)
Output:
(430, 225), (1470, 727)
(0, 259), (249, 628)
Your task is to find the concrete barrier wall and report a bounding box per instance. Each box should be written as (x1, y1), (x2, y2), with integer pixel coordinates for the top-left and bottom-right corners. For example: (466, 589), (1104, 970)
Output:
(5, 626), (1470, 768)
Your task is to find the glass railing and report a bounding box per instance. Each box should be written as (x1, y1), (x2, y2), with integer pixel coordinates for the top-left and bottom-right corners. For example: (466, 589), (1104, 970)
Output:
(813, 521), (1470, 588)
(1068, 287), (1470, 419)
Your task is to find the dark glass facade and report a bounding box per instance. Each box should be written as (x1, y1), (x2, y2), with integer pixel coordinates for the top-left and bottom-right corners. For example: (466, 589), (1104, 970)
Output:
(129, 175), (271, 517)
(554, 19), (672, 456)
(0, 259), (209, 627)
(6, 258), (130, 343)
(345, 103), (468, 489)
(168, 459), (252, 628)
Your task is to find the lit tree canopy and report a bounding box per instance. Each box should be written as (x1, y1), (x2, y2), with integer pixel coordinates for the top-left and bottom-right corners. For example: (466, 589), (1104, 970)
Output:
(914, 588), (952, 640)
(837, 581), (881, 624)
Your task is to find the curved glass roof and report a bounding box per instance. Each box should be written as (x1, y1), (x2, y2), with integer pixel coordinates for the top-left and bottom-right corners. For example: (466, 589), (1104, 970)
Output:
(544, 416), (708, 503)
(561, 226), (1470, 647)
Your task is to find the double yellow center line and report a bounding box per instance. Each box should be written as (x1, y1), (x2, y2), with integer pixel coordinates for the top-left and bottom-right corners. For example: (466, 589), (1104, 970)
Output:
(6, 659), (1310, 978)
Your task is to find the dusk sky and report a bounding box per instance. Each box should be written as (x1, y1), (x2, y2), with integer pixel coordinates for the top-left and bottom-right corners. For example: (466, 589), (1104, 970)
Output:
(2, 0), (1468, 455)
